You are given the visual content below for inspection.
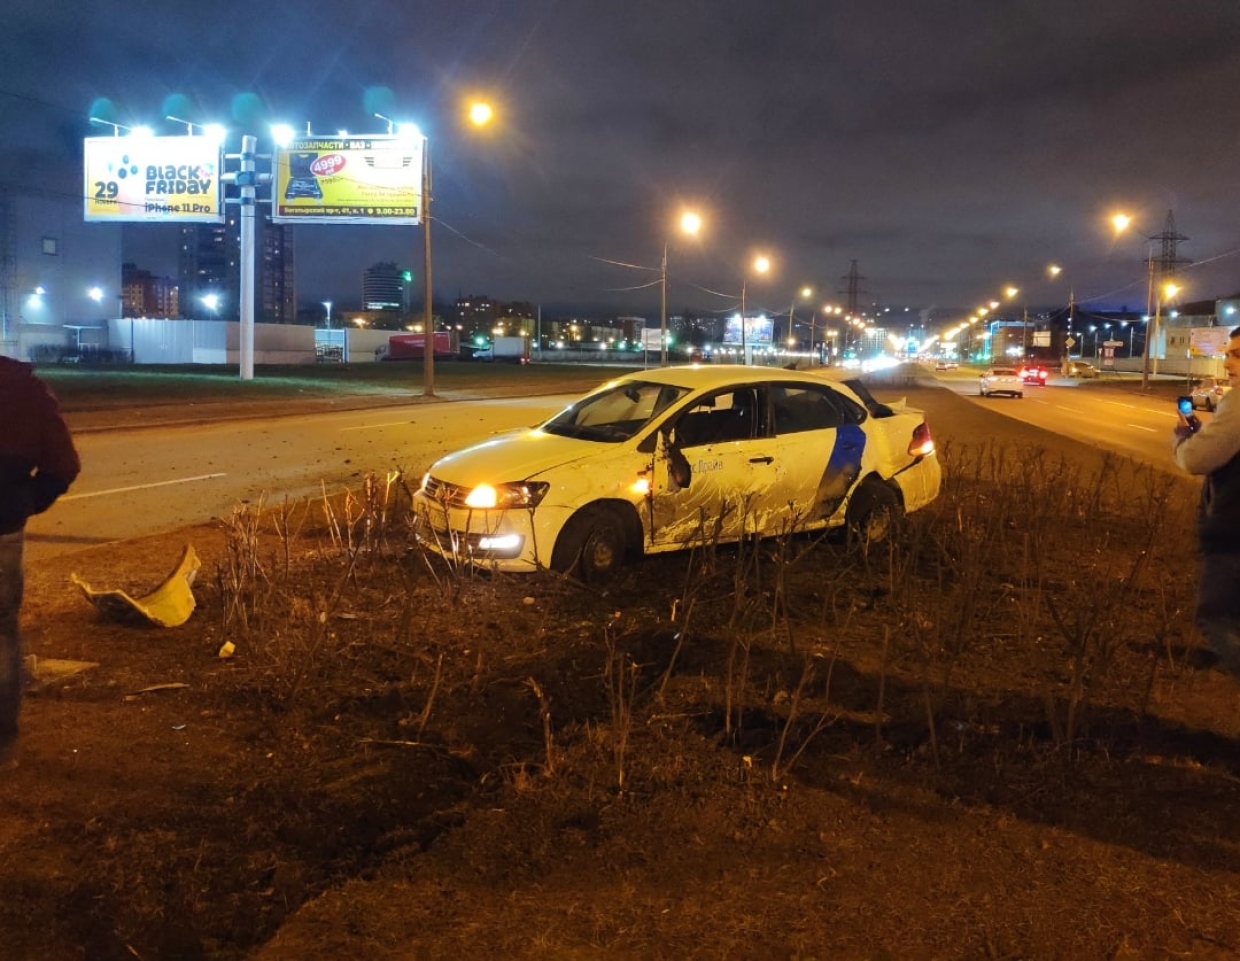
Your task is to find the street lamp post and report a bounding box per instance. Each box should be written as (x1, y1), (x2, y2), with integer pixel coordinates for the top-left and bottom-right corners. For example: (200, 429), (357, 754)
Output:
(1113, 213), (1159, 391)
(322, 300), (332, 329)
(787, 285), (811, 354)
(1144, 282), (1179, 390)
(661, 211), (701, 367)
(1139, 252), (1158, 391)
(740, 256), (770, 365)
(415, 101), (493, 397)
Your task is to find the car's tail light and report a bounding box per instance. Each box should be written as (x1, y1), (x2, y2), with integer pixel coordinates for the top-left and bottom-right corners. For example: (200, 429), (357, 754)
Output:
(908, 422), (935, 458)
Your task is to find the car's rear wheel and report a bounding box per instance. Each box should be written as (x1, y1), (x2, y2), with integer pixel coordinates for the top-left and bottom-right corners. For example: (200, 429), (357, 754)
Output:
(551, 504), (628, 582)
(845, 479), (902, 546)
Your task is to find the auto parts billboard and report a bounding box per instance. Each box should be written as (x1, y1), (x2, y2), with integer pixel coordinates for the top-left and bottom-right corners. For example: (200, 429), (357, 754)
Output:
(272, 135), (423, 225)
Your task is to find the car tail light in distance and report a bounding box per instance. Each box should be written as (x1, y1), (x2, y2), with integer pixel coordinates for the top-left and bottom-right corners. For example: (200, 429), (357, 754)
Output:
(908, 422), (935, 458)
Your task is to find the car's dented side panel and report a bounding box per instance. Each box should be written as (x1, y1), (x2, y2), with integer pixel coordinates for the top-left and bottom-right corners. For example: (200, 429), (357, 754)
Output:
(647, 435), (782, 547)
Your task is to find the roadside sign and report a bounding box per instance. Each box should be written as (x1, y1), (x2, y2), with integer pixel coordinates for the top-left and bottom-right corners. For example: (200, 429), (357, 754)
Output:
(272, 134), (423, 225)
(84, 136), (223, 222)
(1190, 327), (1230, 357)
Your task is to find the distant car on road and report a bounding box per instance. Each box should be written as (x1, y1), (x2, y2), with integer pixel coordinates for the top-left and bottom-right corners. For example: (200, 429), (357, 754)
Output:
(979, 367), (1023, 398)
(933, 360), (958, 371)
(1018, 363), (1048, 386)
(1063, 361), (1100, 379)
(1191, 376), (1232, 411)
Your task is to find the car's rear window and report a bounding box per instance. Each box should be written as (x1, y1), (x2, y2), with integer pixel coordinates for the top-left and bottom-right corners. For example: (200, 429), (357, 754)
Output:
(990, 368), (1017, 376)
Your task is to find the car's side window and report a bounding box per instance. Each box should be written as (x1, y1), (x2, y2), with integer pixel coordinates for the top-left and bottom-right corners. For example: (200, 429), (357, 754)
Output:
(673, 387), (764, 447)
(770, 384), (861, 434)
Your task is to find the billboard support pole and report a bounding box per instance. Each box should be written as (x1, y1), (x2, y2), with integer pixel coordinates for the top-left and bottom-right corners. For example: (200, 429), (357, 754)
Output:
(238, 134), (256, 381)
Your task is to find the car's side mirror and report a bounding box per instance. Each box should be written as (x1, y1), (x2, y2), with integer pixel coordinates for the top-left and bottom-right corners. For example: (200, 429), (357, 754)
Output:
(662, 428), (692, 491)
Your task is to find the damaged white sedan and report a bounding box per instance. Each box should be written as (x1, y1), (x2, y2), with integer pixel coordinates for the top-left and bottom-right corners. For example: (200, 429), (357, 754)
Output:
(413, 365), (941, 581)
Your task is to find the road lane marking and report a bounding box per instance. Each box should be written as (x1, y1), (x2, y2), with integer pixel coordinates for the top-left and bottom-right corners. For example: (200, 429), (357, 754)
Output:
(61, 473), (227, 501)
(1127, 424), (1157, 432)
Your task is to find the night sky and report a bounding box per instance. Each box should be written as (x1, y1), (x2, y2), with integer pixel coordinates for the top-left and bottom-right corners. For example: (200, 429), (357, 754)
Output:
(6, 0), (1240, 322)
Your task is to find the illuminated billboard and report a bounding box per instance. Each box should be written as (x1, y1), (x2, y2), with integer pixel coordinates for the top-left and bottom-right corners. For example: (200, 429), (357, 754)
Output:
(84, 136), (223, 223)
(272, 135), (423, 225)
(722, 314), (774, 346)
(1190, 326), (1230, 357)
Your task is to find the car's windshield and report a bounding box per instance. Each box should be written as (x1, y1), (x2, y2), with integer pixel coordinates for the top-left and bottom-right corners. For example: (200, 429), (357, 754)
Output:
(541, 379), (690, 442)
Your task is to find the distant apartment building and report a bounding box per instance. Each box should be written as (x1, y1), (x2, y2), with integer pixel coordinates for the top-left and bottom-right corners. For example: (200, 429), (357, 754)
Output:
(121, 262), (179, 317)
(453, 294), (499, 334)
(178, 214), (295, 321)
(500, 301), (538, 329)
(363, 262), (408, 311)
(450, 297), (536, 332)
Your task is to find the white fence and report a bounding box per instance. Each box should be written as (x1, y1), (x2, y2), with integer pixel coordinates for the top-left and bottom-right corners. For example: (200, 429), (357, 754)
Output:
(5, 319), (396, 365)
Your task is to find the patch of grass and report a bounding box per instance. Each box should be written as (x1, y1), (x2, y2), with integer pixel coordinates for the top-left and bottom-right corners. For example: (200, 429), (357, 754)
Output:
(39, 361), (641, 411)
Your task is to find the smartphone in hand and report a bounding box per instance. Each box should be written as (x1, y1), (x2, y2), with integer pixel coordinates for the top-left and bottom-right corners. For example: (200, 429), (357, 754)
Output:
(1178, 396), (1202, 432)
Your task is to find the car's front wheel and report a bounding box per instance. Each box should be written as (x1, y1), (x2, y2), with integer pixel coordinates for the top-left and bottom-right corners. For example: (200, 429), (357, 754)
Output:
(551, 504), (628, 583)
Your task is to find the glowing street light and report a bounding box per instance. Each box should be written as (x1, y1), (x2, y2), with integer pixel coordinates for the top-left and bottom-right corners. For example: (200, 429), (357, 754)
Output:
(468, 102), (494, 127)
(166, 116), (227, 142)
(270, 123), (297, 148)
(660, 209), (702, 366)
(322, 300), (333, 329)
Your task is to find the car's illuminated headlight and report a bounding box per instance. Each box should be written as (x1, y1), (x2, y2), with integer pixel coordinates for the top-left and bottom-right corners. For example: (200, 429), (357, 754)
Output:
(478, 533), (524, 554)
(463, 481), (550, 510)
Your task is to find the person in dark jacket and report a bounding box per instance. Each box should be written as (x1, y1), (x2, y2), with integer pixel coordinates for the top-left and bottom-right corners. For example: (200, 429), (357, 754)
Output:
(1173, 326), (1240, 678)
(0, 357), (80, 763)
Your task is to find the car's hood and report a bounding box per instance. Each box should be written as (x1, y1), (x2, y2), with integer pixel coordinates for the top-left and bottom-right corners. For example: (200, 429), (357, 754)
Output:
(427, 429), (614, 484)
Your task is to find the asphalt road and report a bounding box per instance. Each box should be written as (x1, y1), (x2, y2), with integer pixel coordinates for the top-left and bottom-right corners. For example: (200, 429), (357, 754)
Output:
(26, 394), (577, 565)
(931, 367), (1193, 467)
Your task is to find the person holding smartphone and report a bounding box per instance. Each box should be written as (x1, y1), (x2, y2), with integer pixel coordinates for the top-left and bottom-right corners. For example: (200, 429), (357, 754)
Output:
(1174, 325), (1240, 679)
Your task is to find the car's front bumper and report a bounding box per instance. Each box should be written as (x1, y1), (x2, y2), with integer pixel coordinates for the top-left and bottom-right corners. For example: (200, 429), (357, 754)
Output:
(412, 492), (582, 574)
